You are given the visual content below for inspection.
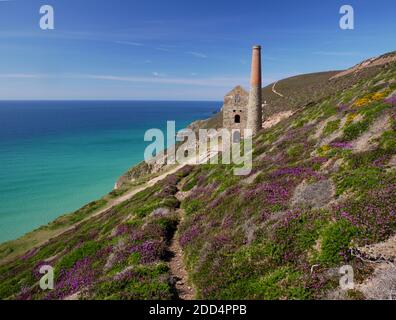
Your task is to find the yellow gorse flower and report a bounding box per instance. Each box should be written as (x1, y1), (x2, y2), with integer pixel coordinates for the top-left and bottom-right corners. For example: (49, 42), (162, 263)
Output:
(353, 89), (392, 108)
(354, 97), (370, 107)
(372, 92), (386, 101)
(346, 113), (357, 125)
(317, 144), (331, 156)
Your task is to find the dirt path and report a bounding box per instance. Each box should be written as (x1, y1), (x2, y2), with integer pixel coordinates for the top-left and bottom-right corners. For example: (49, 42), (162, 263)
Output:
(168, 209), (196, 300)
(95, 166), (183, 216)
(272, 81), (285, 97)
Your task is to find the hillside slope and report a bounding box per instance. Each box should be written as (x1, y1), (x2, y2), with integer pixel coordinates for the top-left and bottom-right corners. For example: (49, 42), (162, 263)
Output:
(0, 52), (395, 300)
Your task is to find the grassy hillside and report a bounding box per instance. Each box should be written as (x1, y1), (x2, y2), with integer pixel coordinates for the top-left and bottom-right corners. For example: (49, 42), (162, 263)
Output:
(0, 52), (395, 300)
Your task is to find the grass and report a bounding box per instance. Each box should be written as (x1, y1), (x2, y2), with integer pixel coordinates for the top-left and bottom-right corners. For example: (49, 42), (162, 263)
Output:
(334, 166), (384, 196)
(317, 220), (358, 266)
(323, 119), (341, 136)
(342, 120), (370, 141)
(1, 54), (396, 300)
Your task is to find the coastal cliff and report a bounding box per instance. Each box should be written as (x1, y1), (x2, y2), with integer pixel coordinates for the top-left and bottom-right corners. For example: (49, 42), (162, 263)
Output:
(1, 51), (395, 300)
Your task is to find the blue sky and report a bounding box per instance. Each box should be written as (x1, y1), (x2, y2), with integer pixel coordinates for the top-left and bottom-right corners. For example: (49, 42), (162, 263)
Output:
(0, 0), (395, 100)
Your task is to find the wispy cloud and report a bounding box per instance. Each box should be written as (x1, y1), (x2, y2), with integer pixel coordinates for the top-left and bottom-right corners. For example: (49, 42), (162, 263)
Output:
(114, 41), (144, 46)
(80, 74), (245, 87)
(186, 51), (207, 58)
(0, 73), (245, 88)
(152, 72), (166, 77)
(0, 71), (296, 88)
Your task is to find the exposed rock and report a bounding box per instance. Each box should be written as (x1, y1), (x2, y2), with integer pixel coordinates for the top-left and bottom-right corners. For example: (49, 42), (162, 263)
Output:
(291, 179), (335, 208)
(312, 115), (338, 140)
(331, 52), (396, 80)
(150, 207), (171, 217)
(43, 249), (66, 263)
(319, 117), (348, 147)
(113, 266), (135, 281)
(352, 236), (396, 299)
(242, 217), (259, 245)
(240, 171), (261, 185)
(320, 158), (344, 174)
(388, 155), (396, 168)
(355, 235), (396, 262)
(357, 263), (396, 300)
(64, 291), (81, 300)
(262, 110), (294, 129)
(103, 253), (116, 272)
(104, 238), (125, 272)
(175, 190), (192, 201)
(351, 113), (391, 153)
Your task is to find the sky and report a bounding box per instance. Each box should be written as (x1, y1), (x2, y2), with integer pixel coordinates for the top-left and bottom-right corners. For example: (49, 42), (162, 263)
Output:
(0, 0), (395, 100)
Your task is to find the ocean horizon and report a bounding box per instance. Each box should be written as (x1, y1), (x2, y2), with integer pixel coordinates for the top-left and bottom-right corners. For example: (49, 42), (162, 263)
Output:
(0, 100), (220, 243)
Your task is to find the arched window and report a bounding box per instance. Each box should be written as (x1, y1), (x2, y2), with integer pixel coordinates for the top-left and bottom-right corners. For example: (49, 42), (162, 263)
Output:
(234, 114), (241, 124)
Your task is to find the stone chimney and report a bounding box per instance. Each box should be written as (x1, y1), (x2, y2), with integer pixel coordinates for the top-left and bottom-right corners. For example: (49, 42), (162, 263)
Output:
(246, 45), (262, 136)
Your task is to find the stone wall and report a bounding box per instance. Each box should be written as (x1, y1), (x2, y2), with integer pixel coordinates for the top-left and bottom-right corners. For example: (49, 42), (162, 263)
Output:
(222, 86), (249, 130)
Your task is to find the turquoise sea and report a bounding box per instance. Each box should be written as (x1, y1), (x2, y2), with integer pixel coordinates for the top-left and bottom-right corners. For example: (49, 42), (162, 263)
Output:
(0, 101), (220, 243)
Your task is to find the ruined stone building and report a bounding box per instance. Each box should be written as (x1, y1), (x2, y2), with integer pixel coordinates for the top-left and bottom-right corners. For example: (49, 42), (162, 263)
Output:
(222, 85), (249, 131)
(222, 45), (263, 138)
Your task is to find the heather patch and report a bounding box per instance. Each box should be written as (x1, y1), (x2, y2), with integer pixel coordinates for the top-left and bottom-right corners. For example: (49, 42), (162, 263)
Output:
(55, 241), (103, 273)
(47, 257), (97, 299)
(179, 225), (201, 248)
(332, 184), (396, 244)
(243, 182), (290, 206)
(271, 165), (324, 183)
(385, 95), (396, 107)
(2, 57), (396, 301)
(0, 169), (185, 300)
(90, 263), (172, 300)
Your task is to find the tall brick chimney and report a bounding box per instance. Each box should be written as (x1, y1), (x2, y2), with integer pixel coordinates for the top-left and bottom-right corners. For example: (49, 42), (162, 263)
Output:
(246, 45), (262, 136)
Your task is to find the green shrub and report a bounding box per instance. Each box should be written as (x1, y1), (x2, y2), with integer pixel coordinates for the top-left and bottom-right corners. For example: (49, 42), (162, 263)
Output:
(379, 131), (396, 152)
(322, 103), (338, 117)
(182, 177), (197, 191)
(342, 120), (370, 141)
(286, 144), (304, 158)
(92, 263), (172, 300)
(219, 267), (310, 300)
(134, 202), (163, 218)
(319, 220), (357, 265)
(334, 166), (383, 196)
(55, 241), (102, 272)
(127, 252), (141, 265)
(323, 119), (341, 136)
(182, 199), (203, 215)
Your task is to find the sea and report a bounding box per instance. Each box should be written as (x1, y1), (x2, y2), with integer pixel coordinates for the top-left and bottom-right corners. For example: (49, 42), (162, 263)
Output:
(0, 100), (220, 243)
